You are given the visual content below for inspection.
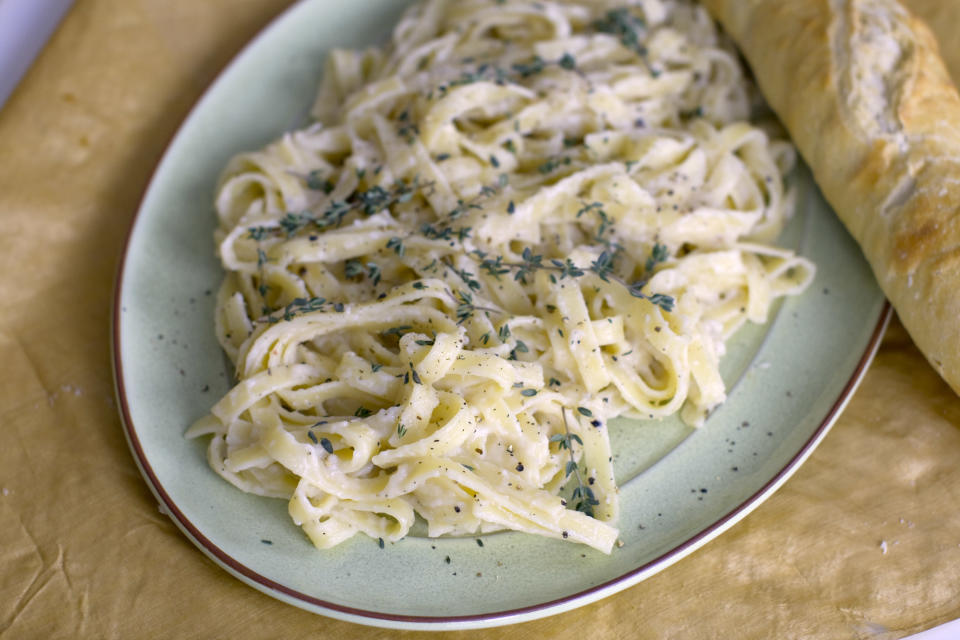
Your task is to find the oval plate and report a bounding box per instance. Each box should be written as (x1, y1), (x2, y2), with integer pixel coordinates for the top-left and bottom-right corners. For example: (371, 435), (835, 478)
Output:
(112, 0), (890, 630)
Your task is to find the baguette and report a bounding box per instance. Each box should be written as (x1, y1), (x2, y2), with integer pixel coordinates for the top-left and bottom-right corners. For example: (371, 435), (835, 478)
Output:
(700, 0), (960, 395)
(901, 0), (960, 84)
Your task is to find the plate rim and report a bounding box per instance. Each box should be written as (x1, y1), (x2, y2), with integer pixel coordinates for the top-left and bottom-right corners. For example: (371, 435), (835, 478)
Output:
(109, 0), (894, 629)
(112, 302), (890, 629)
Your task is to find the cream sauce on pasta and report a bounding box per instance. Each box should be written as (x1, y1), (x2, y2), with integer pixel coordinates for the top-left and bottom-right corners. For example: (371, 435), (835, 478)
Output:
(187, 0), (814, 554)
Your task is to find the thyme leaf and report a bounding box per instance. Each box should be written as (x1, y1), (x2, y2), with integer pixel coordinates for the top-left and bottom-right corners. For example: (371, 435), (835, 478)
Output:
(594, 8), (648, 57)
(557, 411), (598, 517)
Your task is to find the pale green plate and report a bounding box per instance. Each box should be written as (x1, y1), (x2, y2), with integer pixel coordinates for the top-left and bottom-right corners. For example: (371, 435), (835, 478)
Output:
(112, 0), (890, 630)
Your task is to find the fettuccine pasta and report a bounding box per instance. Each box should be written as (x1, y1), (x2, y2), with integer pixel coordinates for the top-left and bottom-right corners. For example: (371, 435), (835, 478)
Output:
(187, 0), (814, 554)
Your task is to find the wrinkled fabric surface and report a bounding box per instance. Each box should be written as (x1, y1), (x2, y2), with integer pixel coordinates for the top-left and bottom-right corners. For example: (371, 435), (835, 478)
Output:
(2, 1), (959, 638)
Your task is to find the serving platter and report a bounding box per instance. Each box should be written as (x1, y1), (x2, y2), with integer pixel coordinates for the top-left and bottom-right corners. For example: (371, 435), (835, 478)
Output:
(112, 0), (890, 629)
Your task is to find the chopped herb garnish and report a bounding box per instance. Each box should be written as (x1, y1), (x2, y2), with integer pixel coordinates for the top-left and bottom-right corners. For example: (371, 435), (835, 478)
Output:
(397, 121), (420, 144)
(537, 155), (572, 174)
(383, 325), (413, 337)
(248, 226), (272, 241)
(594, 8), (648, 58)
(344, 258), (364, 279)
(305, 170), (335, 193)
(576, 202), (603, 218)
(512, 55), (546, 77)
(421, 222), (455, 241)
(366, 262), (382, 285)
(386, 236), (406, 256)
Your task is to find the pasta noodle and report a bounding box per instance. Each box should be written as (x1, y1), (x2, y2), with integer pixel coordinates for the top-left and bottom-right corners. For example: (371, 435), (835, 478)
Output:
(187, 0), (815, 554)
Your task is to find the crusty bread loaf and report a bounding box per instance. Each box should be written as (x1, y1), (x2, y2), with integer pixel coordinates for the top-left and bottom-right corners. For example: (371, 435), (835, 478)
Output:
(901, 0), (960, 83)
(700, 0), (960, 395)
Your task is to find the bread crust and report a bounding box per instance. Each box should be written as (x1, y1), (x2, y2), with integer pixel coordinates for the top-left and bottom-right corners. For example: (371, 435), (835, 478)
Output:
(901, 0), (960, 83)
(701, 0), (960, 394)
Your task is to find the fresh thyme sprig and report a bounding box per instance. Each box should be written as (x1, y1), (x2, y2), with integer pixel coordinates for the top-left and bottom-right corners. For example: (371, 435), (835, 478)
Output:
(282, 296), (328, 320)
(628, 242), (675, 311)
(576, 201), (616, 246)
(305, 171), (335, 194)
(430, 53), (580, 99)
(421, 223), (473, 242)
(450, 176), (508, 220)
(451, 289), (501, 324)
(255, 247), (271, 313)
(513, 247), (543, 284)
(407, 175), (509, 249)
(396, 109), (420, 144)
(454, 289), (476, 324)
(551, 411), (600, 517)
(246, 177), (427, 240)
(589, 250), (617, 282)
(256, 296), (329, 323)
(537, 155), (573, 175)
(473, 243), (675, 313)
(406, 184), (674, 312)
(345, 259), (382, 286)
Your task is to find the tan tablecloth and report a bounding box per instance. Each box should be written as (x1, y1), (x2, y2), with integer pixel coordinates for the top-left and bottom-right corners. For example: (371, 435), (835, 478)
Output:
(2, 1), (960, 638)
